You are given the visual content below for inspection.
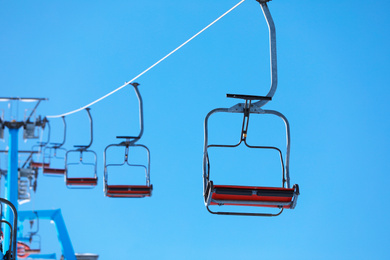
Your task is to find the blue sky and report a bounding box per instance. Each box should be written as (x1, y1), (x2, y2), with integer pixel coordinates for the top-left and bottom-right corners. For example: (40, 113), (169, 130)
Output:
(1, 0), (390, 259)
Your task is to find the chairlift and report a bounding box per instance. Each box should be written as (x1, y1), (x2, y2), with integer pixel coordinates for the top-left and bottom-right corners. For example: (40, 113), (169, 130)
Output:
(202, 1), (299, 216)
(42, 116), (67, 177)
(65, 108), (97, 188)
(103, 83), (152, 198)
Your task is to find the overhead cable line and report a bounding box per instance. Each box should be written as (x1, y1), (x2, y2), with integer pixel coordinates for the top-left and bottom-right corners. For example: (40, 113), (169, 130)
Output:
(47, 0), (246, 119)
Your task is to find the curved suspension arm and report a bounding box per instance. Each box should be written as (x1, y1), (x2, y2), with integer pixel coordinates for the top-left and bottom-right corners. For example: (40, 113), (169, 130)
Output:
(47, 116), (67, 149)
(131, 83), (144, 140)
(74, 108), (93, 150)
(85, 108), (93, 149)
(253, 1), (278, 108)
(57, 116), (67, 148)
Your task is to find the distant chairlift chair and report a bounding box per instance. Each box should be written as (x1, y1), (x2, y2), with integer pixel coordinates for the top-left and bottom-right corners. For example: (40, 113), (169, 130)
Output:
(65, 108), (98, 188)
(42, 116), (67, 177)
(104, 83), (152, 198)
(29, 117), (50, 169)
(203, 0), (299, 217)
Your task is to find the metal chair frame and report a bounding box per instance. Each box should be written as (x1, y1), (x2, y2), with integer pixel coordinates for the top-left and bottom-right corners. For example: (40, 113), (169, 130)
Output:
(103, 83), (152, 198)
(42, 116), (67, 177)
(65, 108), (98, 188)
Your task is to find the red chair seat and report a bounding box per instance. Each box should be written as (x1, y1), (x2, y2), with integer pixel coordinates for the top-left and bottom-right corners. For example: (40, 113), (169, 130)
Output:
(66, 177), (97, 186)
(43, 168), (65, 175)
(106, 185), (152, 198)
(30, 161), (49, 168)
(210, 184), (295, 208)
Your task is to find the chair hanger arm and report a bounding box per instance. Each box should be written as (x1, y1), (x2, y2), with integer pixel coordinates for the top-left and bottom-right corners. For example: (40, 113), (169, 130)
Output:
(253, 2), (278, 108)
(131, 83), (144, 140)
(83, 108), (93, 149)
(57, 116), (67, 148)
(40, 119), (51, 147)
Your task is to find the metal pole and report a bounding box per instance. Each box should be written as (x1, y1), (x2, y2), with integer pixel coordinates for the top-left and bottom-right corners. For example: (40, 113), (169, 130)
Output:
(4, 127), (19, 257)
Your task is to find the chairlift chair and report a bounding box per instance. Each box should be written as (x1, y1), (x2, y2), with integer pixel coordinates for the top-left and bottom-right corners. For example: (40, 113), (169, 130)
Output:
(42, 116), (67, 177)
(203, 1), (299, 217)
(65, 108), (97, 188)
(29, 118), (50, 169)
(104, 83), (152, 198)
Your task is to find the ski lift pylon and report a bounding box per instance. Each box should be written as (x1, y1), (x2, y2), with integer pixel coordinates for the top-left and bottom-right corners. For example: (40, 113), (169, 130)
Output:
(65, 108), (97, 188)
(202, 1), (299, 217)
(103, 83), (152, 198)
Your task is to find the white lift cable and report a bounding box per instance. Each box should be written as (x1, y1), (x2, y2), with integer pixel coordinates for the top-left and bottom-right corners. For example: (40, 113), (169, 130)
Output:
(47, 0), (246, 119)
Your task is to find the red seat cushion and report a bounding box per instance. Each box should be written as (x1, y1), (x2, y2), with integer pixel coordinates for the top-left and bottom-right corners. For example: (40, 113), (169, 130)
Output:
(66, 177), (97, 186)
(210, 185), (294, 208)
(106, 185), (152, 198)
(43, 168), (65, 175)
(30, 161), (49, 168)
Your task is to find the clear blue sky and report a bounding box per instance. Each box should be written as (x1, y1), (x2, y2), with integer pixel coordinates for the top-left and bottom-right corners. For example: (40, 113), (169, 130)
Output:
(1, 0), (390, 259)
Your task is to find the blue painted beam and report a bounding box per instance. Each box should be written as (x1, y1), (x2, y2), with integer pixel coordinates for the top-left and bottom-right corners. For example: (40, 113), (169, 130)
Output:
(19, 210), (76, 260)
